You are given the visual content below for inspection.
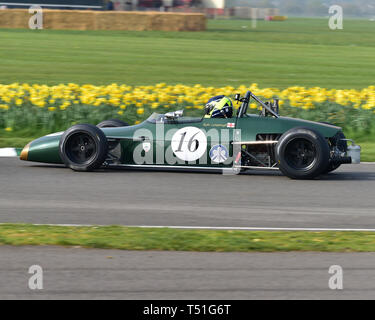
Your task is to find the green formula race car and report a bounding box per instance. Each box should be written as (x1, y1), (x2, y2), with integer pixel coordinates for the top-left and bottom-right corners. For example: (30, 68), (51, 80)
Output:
(20, 91), (361, 179)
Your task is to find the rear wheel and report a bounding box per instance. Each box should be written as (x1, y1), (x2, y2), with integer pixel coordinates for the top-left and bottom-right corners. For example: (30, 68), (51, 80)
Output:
(97, 119), (129, 128)
(276, 127), (330, 179)
(59, 124), (108, 171)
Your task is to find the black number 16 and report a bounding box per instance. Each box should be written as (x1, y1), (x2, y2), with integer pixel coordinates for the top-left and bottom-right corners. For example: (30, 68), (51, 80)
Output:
(175, 131), (200, 152)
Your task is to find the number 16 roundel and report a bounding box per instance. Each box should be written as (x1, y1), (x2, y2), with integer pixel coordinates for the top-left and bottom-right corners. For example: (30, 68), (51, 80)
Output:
(171, 127), (207, 162)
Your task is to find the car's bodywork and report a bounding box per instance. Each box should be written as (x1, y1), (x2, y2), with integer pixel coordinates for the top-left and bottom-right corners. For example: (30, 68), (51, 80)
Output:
(20, 91), (358, 176)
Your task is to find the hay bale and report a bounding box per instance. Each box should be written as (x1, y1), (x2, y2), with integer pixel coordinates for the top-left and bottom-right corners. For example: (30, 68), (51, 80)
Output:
(150, 12), (186, 31)
(271, 16), (288, 21)
(0, 9), (206, 32)
(95, 11), (154, 31)
(43, 10), (96, 30)
(183, 13), (206, 31)
(0, 9), (30, 29)
(96, 11), (206, 32)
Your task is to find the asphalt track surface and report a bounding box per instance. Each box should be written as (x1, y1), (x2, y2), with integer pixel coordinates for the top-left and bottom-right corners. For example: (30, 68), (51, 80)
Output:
(1, 159), (375, 299)
(1, 246), (375, 299)
(0, 158), (374, 229)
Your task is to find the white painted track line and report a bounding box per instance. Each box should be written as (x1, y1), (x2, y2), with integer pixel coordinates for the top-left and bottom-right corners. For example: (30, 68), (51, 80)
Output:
(2, 223), (375, 232)
(0, 148), (18, 157)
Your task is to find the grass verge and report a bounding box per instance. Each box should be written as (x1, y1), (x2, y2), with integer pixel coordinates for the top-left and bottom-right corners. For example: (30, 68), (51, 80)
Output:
(1, 18), (375, 88)
(0, 136), (37, 149)
(356, 142), (375, 162)
(1, 224), (375, 252)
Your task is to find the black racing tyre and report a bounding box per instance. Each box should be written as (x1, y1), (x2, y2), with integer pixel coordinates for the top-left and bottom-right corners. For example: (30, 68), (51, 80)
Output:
(97, 119), (129, 128)
(59, 124), (108, 172)
(276, 127), (330, 179)
(324, 131), (347, 174)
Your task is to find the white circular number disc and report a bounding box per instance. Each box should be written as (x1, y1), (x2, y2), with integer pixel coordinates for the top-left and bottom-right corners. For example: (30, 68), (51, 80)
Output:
(171, 127), (207, 162)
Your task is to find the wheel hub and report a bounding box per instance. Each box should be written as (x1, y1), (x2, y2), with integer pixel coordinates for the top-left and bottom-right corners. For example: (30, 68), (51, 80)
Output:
(65, 132), (97, 165)
(285, 139), (316, 170)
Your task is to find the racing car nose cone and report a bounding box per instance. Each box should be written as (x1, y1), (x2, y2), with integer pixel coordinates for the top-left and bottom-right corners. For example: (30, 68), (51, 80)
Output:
(20, 143), (30, 161)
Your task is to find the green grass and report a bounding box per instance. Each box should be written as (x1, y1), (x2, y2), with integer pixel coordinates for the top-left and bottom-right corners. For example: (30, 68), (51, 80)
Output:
(1, 18), (375, 88)
(357, 142), (375, 162)
(0, 136), (36, 148)
(1, 223), (375, 252)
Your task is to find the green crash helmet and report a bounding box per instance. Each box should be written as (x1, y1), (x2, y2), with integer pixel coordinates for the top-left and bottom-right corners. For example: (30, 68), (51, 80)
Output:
(204, 95), (234, 118)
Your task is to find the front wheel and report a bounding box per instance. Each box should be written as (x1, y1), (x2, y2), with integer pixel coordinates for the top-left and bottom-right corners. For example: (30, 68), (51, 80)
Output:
(276, 127), (330, 179)
(59, 124), (108, 171)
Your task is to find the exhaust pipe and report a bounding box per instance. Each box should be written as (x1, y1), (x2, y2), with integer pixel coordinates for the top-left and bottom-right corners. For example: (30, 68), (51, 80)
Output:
(331, 156), (352, 165)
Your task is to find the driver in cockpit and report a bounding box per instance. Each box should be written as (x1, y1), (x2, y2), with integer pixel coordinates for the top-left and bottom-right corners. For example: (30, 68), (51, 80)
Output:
(204, 95), (234, 119)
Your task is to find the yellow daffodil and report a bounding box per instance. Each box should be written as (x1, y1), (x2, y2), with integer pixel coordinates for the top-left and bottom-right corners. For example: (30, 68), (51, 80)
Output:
(136, 108), (145, 115)
(0, 82), (374, 134)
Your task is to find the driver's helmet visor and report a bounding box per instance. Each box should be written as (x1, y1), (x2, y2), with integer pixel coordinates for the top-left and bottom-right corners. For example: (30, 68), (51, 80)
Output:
(204, 101), (216, 115)
(205, 97), (232, 115)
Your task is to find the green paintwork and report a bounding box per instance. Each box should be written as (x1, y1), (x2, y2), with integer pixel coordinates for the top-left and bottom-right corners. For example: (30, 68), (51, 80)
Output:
(24, 111), (342, 167)
(27, 133), (62, 164)
(236, 115), (340, 141)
